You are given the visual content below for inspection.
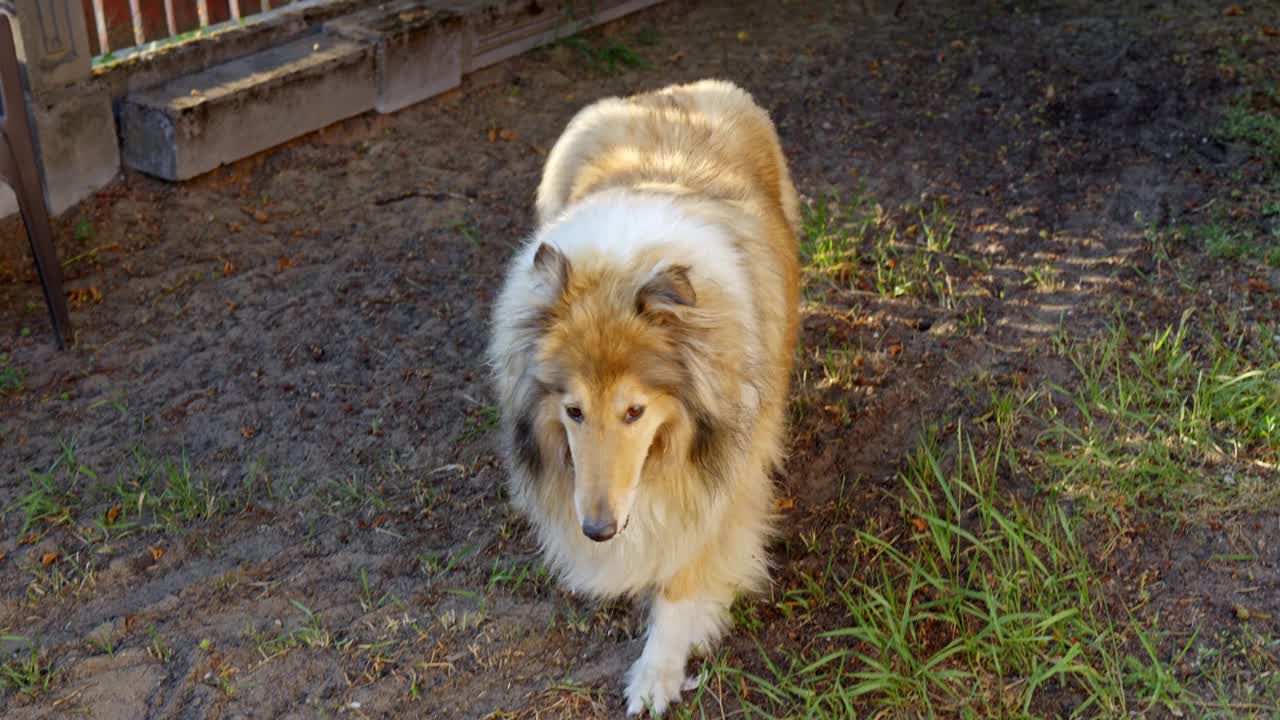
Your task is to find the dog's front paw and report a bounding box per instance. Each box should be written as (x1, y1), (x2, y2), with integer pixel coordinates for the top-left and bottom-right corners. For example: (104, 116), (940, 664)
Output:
(625, 657), (685, 716)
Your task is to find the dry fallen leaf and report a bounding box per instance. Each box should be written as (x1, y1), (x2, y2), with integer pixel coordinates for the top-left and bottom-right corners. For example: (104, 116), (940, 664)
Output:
(148, 546), (164, 562)
(106, 504), (121, 524)
(487, 127), (498, 143)
(776, 497), (796, 512)
(222, 259), (236, 275)
(1248, 277), (1272, 293)
(253, 209), (270, 224)
(19, 533), (38, 546)
(736, 30), (750, 41)
(240, 425), (257, 440)
(41, 551), (60, 567)
(497, 129), (517, 142)
(912, 517), (928, 532)
(1223, 5), (1245, 16)
(68, 287), (104, 305)
(888, 343), (904, 356)
(225, 300), (237, 315)
(668, 49), (686, 63)
(1263, 25), (1278, 36)
(277, 255), (296, 272)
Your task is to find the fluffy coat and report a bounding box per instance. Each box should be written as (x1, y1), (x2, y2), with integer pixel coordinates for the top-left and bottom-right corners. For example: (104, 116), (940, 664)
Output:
(488, 79), (801, 715)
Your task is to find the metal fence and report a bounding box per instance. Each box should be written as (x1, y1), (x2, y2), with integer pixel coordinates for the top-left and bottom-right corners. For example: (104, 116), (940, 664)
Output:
(86, 0), (323, 62)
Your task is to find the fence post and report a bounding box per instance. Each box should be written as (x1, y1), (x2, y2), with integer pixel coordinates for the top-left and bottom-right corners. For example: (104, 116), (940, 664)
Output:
(4, 0), (92, 91)
(1, 1), (120, 217)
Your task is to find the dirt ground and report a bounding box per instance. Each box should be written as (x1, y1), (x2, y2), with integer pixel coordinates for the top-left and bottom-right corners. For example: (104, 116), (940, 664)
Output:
(2, 1), (1278, 717)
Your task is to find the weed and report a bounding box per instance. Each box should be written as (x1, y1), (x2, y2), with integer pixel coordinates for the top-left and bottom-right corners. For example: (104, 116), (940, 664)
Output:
(457, 405), (500, 444)
(254, 600), (332, 660)
(800, 194), (964, 306)
(145, 624), (173, 663)
(0, 353), (24, 396)
(13, 443), (95, 535)
(112, 450), (228, 530)
(358, 568), (389, 611)
(485, 558), (550, 595)
(1223, 100), (1280, 166)
(557, 34), (650, 75)
(323, 476), (389, 511)
(422, 544), (479, 579)
(0, 647), (59, 698)
(1040, 308), (1280, 523)
(735, 423), (1136, 717)
(73, 219), (94, 241)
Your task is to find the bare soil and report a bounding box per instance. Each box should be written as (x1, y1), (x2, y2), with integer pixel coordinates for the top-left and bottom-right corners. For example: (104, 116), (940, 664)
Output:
(2, 1), (1277, 718)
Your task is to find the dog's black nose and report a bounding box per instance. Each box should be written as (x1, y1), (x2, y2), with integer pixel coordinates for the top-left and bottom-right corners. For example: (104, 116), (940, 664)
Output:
(582, 519), (617, 542)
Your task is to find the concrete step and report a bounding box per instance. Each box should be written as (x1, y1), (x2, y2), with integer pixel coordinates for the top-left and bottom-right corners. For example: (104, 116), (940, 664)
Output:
(120, 30), (374, 181)
(120, 0), (664, 182)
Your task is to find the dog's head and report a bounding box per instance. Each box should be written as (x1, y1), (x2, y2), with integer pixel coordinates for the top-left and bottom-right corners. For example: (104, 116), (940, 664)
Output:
(526, 242), (702, 542)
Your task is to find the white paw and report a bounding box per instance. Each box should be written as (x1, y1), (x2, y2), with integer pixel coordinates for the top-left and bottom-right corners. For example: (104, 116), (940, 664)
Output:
(625, 657), (686, 716)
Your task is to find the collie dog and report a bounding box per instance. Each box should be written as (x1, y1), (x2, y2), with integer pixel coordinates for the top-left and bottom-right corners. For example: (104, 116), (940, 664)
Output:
(488, 79), (800, 716)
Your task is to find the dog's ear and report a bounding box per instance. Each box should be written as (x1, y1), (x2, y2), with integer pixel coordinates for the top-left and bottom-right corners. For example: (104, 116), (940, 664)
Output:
(532, 243), (571, 294)
(636, 264), (696, 320)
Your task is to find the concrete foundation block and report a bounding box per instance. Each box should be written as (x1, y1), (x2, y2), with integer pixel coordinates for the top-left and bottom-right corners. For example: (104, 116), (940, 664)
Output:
(35, 88), (121, 215)
(0, 84), (119, 218)
(327, 2), (466, 115)
(120, 32), (375, 181)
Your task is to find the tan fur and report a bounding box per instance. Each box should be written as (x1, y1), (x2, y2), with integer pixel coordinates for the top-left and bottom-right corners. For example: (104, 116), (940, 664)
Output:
(489, 79), (801, 715)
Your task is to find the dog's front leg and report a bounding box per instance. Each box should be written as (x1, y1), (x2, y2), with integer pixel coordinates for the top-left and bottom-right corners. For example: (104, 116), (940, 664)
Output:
(624, 588), (727, 716)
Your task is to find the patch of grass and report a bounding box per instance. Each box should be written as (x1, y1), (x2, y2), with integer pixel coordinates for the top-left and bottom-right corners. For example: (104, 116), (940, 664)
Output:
(25, 549), (98, 603)
(1197, 222), (1279, 267)
(254, 600), (332, 661)
(1223, 100), (1280, 166)
(420, 543), (478, 578)
(145, 624), (172, 663)
(486, 557), (550, 595)
(13, 443), (95, 535)
(1040, 308), (1280, 524)
(800, 193), (966, 306)
(322, 475), (390, 511)
(556, 34), (651, 75)
(358, 568), (389, 611)
(0, 646), (59, 698)
(0, 353), (24, 396)
(725, 422), (1136, 717)
(1022, 262), (1062, 290)
(457, 405), (500, 444)
(113, 450), (228, 531)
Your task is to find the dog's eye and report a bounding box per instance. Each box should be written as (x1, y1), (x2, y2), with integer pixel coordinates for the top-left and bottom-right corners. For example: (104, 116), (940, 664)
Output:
(565, 406), (584, 423)
(624, 405), (645, 423)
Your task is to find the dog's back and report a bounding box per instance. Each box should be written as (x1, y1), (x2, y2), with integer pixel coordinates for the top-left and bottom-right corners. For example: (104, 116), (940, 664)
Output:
(536, 79), (800, 234)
